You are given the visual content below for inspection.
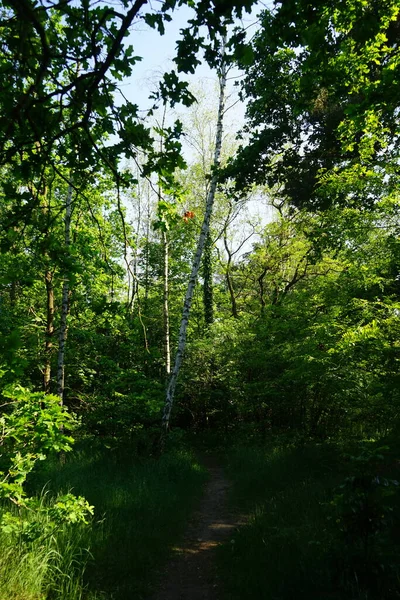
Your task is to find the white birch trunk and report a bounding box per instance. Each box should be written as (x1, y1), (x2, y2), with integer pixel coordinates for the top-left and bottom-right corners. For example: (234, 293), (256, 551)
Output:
(44, 269), (54, 393)
(57, 183), (73, 404)
(162, 45), (227, 432)
(163, 229), (171, 376)
(158, 104), (171, 377)
(129, 184), (141, 311)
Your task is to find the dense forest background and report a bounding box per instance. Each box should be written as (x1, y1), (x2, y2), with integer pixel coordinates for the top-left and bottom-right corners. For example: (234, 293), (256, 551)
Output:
(0, 0), (399, 598)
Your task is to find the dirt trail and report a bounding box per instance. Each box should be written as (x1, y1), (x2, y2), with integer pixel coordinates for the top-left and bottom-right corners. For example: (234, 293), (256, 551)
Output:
(152, 455), (242, 600)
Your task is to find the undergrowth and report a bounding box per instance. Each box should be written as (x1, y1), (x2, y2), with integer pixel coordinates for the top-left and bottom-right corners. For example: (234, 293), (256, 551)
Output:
(2, 438), (206, 600)
(0, 492), (97, 600)
(218, 439), (400, 600)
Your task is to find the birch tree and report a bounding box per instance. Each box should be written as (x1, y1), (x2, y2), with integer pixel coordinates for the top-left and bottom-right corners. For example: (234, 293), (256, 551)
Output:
(162, 40), (227, 433)
(56, 183), (73, 404)
(158, 106), (171, 377)
(44, 266), (54, 393)
(40, 185), (54, 393)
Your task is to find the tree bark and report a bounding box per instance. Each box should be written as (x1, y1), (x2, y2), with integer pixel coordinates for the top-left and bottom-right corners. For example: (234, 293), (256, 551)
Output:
(162, 42), (227, 433)
(144, 185), (151, 311)
(44, 268), (54, 393)
(159, 104), (171, 377)
(162, 229), (171, 376)
(56, 183), (73, 404)
(203, 230), (214, 325)
(128, 181), (142, 312)
(226, 270), (238, 318)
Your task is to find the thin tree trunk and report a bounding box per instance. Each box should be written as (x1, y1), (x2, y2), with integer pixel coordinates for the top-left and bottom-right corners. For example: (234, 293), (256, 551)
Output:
(44, 269), (54, 393)
(226, 270), (238, 318)
(162, 229), (171, 376)
(258, 267), (268, 314)
(158, 103), (171, 377)
(144, 186), (151, 310)
(162, 43), (227, 433)
(57, 183), (73, 404)
(203, 230), (214, 325)
(128, 182), (142, 312)
(223, 230), (238, 318)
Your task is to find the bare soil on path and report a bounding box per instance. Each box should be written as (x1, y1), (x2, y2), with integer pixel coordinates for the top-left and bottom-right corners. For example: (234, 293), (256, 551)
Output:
(151, 454), (243, 600)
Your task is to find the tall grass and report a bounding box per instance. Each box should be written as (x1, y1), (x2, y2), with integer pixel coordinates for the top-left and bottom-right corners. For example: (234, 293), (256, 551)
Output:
(218, 438), (400, 599)
(28, 440), (207, 599)
(218, 442), (346, 600)
(0, 492), (97, 600)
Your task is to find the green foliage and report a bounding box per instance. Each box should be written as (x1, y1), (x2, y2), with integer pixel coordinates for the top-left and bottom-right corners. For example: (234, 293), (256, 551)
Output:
(0, 382), (95, 600)
(173, 197), (399, 439)
(79, 390), (163, 440)
(0, 381), (93, 555)
(0, 383), (76, 504)
(228, 0), (400, 210)
(0, 0), (255, 194)
(0, 3), (399, 596)
(178, 318), (244, 429)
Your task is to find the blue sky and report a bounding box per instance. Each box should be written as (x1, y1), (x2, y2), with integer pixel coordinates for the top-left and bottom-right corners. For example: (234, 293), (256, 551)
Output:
(120, 5), (213, 111)
(118, 3), (262, 113)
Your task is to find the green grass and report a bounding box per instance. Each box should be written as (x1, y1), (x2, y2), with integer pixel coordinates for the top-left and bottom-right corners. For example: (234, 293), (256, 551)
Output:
(1, 439), (207, 600)
(217, 440), (400, 600)
(0, 492), (97, 600)
(217, 442), (343, 600)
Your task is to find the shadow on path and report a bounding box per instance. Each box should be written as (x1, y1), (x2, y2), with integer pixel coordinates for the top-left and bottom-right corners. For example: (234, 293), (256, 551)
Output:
(151, 455), (243, 600)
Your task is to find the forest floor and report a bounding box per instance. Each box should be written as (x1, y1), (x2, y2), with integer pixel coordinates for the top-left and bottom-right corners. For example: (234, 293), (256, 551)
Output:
(151, 454), (243, 600)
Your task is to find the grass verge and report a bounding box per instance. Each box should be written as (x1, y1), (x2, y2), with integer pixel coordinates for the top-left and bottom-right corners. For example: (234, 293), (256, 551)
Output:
(1, 440), (207, 600)
(218, 439), (400, 600)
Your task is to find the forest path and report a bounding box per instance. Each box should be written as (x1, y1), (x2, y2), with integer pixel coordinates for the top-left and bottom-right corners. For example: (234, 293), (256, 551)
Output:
(151, 454), (242, 600)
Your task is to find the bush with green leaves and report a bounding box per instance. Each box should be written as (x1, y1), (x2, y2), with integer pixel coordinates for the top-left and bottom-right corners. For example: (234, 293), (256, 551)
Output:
(0, 382), (93, 539)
